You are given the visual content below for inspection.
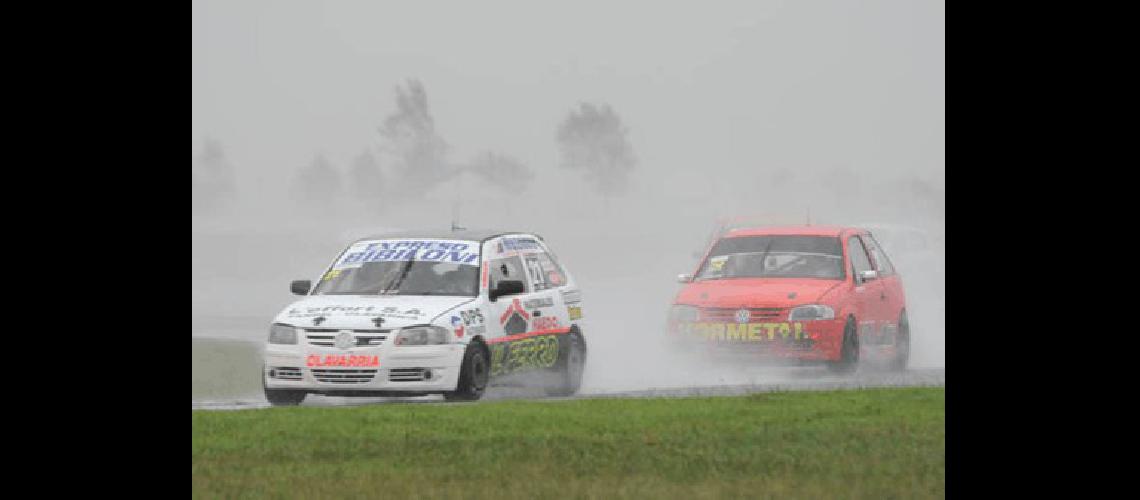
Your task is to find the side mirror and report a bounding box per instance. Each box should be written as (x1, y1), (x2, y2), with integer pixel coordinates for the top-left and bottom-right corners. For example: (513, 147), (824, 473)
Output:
(489, 280), (525, 302)
(677, 273), (693, 283)
(859, 270), (879, 282)
(290, 280), (312, 295)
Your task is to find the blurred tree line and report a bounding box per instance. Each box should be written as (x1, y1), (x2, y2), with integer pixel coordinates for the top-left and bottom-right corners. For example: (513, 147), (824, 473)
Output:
(193, 79), (638, 214)
(191, 138), (235, 215)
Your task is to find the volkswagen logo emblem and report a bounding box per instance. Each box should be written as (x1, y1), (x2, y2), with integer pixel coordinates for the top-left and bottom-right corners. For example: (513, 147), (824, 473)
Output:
(735, 308), (750, 324)
(335, 331), (355, 350)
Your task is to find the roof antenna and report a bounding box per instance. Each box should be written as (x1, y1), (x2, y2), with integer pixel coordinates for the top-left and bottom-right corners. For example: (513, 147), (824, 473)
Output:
(450, 200), (466, 232)
(806, 207), (812, 226)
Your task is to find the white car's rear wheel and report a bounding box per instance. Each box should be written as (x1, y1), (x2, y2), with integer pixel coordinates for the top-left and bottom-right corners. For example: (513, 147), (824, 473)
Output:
(545, 331), (586, 397)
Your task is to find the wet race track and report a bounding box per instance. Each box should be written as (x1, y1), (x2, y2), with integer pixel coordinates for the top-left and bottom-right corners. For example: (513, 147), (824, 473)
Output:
(192, 333), (944, 411)
(194, 369), (945, 411)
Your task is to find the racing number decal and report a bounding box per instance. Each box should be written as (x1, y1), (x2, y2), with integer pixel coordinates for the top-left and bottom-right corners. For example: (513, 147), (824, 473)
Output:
(524, 255), (546, 291)
(523, 253), (566, 291)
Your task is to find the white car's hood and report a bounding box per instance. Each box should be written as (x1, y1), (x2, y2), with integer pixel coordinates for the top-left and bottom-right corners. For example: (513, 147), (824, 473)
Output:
(274, 294), (476, 330)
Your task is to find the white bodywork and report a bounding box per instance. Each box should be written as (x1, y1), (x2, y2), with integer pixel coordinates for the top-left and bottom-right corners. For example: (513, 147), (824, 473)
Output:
(263, 233), (583, 395)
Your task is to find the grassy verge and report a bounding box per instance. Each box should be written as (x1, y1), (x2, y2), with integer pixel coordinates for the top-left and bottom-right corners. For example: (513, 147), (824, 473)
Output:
(193, 387), (944, 499)
(192, 338), (263, 400)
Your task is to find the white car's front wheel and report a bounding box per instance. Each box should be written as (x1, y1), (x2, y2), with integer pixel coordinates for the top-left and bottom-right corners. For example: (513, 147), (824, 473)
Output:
(264, 387), (306, 406)
(263, 371), (306, 406)
(443, 342), (489, 402)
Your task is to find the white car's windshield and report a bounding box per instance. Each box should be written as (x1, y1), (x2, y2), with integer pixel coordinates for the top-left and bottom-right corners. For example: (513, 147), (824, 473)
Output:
(312, 239), (481, 296)
(696, 235), (845, 280)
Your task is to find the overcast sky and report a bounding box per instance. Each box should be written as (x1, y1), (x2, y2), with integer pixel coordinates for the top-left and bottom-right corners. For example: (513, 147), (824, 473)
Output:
(192, 0), (944, 196)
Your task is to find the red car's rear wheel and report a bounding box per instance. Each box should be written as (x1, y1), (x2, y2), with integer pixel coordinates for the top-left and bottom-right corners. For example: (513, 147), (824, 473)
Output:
(889, 311), (910, 372)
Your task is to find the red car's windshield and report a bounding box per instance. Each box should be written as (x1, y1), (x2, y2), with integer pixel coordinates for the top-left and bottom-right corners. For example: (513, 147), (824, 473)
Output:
(695, 235), (846, 281)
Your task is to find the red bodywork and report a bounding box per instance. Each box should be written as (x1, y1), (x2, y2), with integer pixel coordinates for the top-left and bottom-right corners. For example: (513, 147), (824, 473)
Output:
(668, 225), (907, 362)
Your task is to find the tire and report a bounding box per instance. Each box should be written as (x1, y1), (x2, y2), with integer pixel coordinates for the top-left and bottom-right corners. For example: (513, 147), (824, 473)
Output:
(444, 341), (490, 402)
(827, 317), (860, 374)
(263, 367), (307, 406)
(264, 388), (306, 406)
(889, 311), (911, 372)
(545, 331), (586, 397)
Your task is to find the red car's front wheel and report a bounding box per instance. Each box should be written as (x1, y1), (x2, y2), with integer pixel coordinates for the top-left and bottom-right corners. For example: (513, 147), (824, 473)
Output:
(826, 317), (860, 374)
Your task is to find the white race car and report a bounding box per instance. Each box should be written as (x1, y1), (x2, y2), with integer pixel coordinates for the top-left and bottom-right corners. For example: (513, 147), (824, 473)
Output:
(263, 230), (586, 405)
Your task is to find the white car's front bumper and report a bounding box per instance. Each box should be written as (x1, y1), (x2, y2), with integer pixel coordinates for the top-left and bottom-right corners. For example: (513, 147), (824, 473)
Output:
(263, 343), (465, 393)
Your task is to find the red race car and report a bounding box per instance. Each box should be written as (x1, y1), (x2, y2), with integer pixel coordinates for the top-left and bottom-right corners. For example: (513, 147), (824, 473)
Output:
(668, 224), (909, 372)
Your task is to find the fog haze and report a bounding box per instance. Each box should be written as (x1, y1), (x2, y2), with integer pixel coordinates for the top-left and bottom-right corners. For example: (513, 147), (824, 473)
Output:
(192, 0), (945, 393)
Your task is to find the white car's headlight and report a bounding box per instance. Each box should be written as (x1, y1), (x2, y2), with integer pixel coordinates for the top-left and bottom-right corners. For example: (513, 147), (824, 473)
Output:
(394, 326), (451, 346)
(788, 305), (835, 321)
(669, 304), (700, 323)
(269, 323), (298, 344)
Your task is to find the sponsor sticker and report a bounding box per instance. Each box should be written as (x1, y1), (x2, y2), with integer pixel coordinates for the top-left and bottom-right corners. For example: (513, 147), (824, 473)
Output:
(286, 305), (425, 319)
(709, 255), (728, 272)
(499, 298), (530, 335)
(306, 355), (380, 367)
(679, 322), (808, 342)
(567, 305), (582, 321)
(460, 309), (485, 325)
(533, 316), (560, 330)
(560, 289), (582, 304)
(451, 315), (465, 338)
(489, 334), (560, 376)
(523, 297), (554, 309)
(334, 239), (480, 269)
(500, 237), (541, 252)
